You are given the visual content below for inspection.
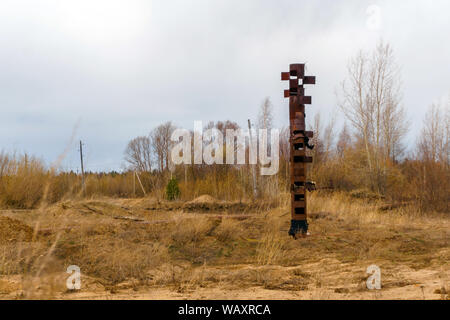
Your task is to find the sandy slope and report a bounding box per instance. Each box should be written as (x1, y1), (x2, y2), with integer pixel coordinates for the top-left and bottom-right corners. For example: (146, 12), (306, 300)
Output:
(0, 195), (448, 300)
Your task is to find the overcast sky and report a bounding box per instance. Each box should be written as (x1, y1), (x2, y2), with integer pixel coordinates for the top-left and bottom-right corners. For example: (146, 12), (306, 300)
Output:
(0, 0), (449, 171)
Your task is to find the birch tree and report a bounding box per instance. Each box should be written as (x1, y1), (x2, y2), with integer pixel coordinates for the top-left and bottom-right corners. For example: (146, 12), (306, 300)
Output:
(338, 40), (408, 191)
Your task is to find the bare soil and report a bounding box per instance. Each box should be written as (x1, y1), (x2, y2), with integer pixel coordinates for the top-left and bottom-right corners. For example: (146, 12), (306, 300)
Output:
(0, 194), (448, 300)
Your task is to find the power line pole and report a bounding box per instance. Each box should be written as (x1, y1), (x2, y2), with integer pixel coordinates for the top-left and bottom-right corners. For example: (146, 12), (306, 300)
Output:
(135, 171), (146, 196)
(248, 119), (257, 198)
(79, 140), (86, 196)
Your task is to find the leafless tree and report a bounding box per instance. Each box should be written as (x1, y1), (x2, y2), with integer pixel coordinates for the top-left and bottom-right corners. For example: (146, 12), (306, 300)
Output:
(337, 123), (352, 158)
(258, 97), (274, 130)
(413, 100), (450, 211)
(338, 40), (408, 189)
(124, 136), (153, 172)
(279, 126), (290, 161)
(307, 113), (324, 172)
(151, 121), (176, 172)
(417, 102), (450, 164)
(382, 92), (408, 162)
(338, 50), (372, 169)
(322, 113), (336, 162)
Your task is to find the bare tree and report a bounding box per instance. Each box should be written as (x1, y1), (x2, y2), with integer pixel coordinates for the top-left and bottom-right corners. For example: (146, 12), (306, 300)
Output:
(338, 40), (407, 190)
(322, 113), (336, 162)
(151, 122), (176, 172)
(414, 101), (450, 211)
(369, 42), (408, 163)
(338, 50), (373, 170)
(279, 126), (290, 161)
(258, 97), (274, 130)
(279, 126), (290, 186)
(336, 122), (352, 158)
(383, 92), (408, 162)
(124, 136), (153, 172)
(417, 102), (450, 164)
(310, 113), (323, 153)
(307, 113), (324, 173)
(256, 98), (276, 194)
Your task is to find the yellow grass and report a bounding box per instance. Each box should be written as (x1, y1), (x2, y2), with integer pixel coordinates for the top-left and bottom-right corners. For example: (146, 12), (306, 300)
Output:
(0, 190), (447, 299)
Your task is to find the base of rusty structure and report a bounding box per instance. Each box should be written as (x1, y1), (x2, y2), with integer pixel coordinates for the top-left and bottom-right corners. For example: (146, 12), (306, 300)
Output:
(282, 63), (316, 239)
(288, 220), (309, 238)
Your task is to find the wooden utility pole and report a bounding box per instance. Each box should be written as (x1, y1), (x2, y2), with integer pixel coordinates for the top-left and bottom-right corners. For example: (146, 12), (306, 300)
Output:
(248, 119), (257, 198)
(79, 140), (86, 196)
(135, 171), (146, 196)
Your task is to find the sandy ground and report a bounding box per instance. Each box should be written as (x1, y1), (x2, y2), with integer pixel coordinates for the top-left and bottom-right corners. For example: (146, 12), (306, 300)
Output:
(0, 196), (448, 300)
(1, 261), (448, 300)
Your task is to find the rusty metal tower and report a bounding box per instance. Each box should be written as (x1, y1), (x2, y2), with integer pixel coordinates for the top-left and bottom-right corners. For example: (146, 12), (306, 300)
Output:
(281, 64), (316, 239)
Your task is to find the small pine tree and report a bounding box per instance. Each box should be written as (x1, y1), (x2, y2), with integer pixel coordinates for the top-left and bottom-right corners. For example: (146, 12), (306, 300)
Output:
(166, 177), (180, 201)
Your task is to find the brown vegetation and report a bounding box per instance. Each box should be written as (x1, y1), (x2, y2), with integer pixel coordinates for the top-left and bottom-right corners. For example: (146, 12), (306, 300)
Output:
(0, 41), (448, 300)
(0, 193), (447, 299)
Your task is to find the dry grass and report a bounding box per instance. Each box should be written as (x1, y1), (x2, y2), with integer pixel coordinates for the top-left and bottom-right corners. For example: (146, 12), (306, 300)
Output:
(0, 191), (448, 299)
(256, 217), (285, 266)
(170, 214), (216, 244)
(214, 218), (243, 242)
(0, 154), (47, 209)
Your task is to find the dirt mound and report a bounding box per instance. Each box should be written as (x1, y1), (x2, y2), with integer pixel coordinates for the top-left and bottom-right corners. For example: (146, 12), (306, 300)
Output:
(188, 195), (217, 204)
(0, 216), (34, 244)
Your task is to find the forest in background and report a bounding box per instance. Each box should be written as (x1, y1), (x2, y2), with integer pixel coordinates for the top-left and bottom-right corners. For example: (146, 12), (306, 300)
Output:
(0, 41), (448, 213)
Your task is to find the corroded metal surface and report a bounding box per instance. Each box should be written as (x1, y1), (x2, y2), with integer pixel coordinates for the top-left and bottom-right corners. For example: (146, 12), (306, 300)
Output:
(281, 63), (316, 238)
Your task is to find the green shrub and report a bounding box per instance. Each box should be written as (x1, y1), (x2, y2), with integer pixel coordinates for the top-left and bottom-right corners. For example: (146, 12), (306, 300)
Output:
(166, 177), (180, 201)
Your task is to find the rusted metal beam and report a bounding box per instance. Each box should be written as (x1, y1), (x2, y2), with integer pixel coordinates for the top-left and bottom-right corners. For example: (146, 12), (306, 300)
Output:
(298, 96), (312, 104)
(303, 76), (316, 85)
(281, 72), (290, 81)
(290, 64), (305, 78)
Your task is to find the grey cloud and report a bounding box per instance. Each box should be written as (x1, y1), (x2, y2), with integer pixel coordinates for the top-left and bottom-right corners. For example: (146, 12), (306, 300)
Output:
(0, 0), (449, 170)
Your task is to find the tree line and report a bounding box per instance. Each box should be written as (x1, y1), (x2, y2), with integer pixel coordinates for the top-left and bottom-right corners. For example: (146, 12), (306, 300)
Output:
(0, 41), (448, 212)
